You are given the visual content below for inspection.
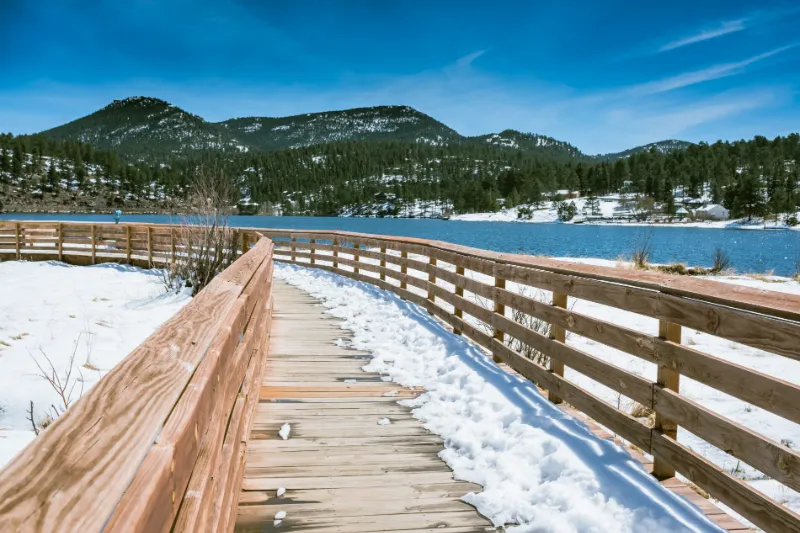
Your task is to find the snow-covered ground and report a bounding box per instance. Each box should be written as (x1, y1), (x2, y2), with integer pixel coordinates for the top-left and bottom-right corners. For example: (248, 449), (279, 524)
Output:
(276, 263), (730, 532)
(452, 196), (800, 231)
(0, 261), (191, 469)
(275, 251), (800, 530)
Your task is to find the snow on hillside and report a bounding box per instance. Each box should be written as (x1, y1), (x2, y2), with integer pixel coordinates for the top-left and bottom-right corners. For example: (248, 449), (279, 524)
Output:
(0, 261), (191, 469)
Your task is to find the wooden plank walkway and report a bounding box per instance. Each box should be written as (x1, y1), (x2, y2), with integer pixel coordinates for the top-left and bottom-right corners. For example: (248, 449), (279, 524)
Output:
(234, 280), (495, 533)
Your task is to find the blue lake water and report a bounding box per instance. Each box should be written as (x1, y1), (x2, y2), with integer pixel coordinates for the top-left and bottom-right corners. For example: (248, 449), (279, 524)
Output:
(2, 213), (799, 276)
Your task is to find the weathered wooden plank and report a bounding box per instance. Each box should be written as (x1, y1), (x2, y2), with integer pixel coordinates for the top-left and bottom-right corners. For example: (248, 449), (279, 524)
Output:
(651, 433), (800, 533)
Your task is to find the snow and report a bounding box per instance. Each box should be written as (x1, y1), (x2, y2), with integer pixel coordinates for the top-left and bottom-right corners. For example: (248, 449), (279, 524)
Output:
(277, 487), (286, 497)
(274, 511), (286, 520)
(452, 197), (800, 231)
(377, 417), (391, 426)
(0, 261), (191, 469)
(279, 422), (291, 440)
(274, 263), (726, 532)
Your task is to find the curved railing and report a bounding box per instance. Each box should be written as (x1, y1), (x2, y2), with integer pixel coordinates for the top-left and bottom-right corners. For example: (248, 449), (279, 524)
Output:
(1, 222), (799, 532)
(261, 228), (800, 533)
(0, 222), (274, 533)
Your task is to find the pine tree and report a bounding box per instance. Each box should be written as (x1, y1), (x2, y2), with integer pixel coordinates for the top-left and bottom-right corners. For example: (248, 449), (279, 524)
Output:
(734, 168), (765, 220)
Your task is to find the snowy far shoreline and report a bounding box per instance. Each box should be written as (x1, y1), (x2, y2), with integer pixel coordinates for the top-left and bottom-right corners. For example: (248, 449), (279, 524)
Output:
(451, 202), (800, 231)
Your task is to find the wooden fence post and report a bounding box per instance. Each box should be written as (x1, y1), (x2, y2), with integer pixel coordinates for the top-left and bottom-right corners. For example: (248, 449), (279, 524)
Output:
(91, 224), (96, 265)
(653, 319), (681, 479)
(310, 238), (315, 265)
(492, 275), (506, 362)
(126, 225), (132, 264)
(171, 227), (177, 266)
(548, 292), (568, 404)
(14, 222), (20, 260)
(147, 226), (153, 266)
(453, 265), (464, 335)
(400, 250), (408, 290)
(240, 231), (247, 255)
(291, 237), (296, 262)
(57, 223), (63, 261)
(333, 238), (339, 269)
(427, 256), (437, 314)
(379, 246), (386, 281)
(353, 243), (360, 274)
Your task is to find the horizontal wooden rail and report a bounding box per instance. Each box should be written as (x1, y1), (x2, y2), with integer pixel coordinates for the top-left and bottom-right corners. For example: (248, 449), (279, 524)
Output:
(0, 222), (275, 533)
(265, 228), (800, 533)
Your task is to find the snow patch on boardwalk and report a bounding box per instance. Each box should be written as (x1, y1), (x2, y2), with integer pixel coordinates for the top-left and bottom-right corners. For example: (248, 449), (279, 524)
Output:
(275, 263), (722, 533)
(0, 261), (191, 469)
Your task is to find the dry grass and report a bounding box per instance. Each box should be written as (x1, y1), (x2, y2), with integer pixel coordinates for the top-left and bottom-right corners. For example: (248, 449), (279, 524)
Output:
(631, 230), (653, 269)
(656, 263), (687, 275)
(745, 271), (784, 283)
(629, 402), (654, 419)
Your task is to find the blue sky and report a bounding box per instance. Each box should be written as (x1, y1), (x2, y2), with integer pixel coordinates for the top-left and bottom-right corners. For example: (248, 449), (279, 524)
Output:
(1, 0), (799, 153)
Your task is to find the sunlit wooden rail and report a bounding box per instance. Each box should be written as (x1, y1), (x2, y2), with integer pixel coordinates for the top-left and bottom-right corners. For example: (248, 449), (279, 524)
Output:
(0, 223), (275, 532)
(0, 221), (798, 531)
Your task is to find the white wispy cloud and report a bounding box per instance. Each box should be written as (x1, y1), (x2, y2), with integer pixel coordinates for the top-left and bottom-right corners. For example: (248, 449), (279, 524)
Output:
(630, 44), (797, 95)
(454, 50), (487, 68)
(659, 19), (748, 52)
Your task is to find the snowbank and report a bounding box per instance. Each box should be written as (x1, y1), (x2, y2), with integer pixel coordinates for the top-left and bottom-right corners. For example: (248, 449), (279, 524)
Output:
(275, 263), (724, 533)
(0, 261), (191, 469)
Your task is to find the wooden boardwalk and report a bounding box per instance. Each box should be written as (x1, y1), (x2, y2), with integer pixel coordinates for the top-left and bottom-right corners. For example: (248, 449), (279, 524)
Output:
(234, 281), (494, 532)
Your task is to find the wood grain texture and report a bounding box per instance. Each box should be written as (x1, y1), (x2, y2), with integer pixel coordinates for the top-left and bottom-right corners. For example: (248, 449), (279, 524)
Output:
(0, 233), (274, 533)
(234, 281), (492, 532)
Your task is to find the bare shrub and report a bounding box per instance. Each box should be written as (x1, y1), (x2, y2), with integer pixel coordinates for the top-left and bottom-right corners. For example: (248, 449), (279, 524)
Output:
(28, 338), (85, 433)
(711, 247), (731, 274)
(631, 230), (653, 269)
(163, 166), (240, 296)
(471, 283), (552, 367)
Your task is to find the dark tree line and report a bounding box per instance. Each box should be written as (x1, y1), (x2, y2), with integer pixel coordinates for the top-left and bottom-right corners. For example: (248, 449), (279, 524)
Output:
(1, 132), (798, 219)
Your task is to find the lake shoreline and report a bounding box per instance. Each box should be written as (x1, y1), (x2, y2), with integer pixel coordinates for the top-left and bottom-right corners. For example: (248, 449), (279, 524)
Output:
(2, 214), (798, 276)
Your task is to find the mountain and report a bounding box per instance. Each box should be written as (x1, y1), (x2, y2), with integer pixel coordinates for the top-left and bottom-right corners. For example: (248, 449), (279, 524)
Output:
(38, 97), (246, 158)
(595, 140), (694, 161)
(33, 97), (599, 161)
(218, 105), (461, 150)
(32, 96), (695, 164)
(467, 130), (585, 158)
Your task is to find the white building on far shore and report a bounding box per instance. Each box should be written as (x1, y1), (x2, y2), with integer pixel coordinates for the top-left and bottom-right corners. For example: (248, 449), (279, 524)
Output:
(694, 204), (730, 220)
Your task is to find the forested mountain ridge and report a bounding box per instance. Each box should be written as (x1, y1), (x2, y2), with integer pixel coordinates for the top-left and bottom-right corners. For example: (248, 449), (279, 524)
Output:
(596, 140), (695, 161)
(2, 130), (798, 224)
(5, 96), (798, 224)
(33, 96), (679, 162)
(219, 105), (462, 151)
(38, 97), (246, 159)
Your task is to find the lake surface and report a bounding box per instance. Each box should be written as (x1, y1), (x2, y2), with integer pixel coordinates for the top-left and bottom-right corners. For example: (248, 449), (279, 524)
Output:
(3, 213), (799, 276)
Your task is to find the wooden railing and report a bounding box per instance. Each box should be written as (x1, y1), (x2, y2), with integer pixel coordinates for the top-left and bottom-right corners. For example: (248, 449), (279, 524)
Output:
(0, 224), (275, 533)
(0, 221), (261, 267)
(258, 228), (800, 533)
(2, 222), (800, 532)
